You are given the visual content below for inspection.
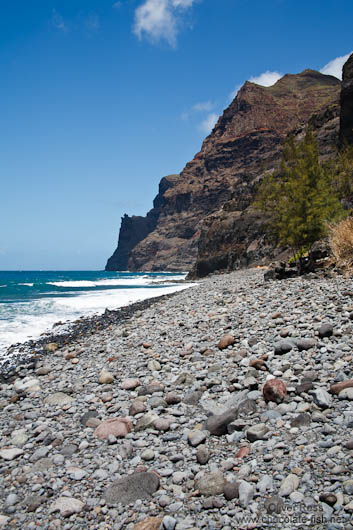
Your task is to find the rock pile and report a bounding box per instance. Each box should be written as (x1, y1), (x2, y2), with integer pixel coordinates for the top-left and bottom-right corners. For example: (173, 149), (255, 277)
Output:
(0, 268), (353, 529)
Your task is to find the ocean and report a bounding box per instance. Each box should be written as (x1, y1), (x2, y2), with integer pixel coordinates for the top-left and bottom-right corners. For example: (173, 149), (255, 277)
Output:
(0, 270), (192, 365)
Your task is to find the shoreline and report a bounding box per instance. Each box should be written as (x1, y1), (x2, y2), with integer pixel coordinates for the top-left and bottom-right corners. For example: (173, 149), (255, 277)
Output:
(0, 284), (197, 379)
(1, 268), (353, 528)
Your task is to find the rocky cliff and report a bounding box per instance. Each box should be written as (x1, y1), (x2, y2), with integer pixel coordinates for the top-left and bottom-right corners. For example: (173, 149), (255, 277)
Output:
(340, 53), (353, 146)
(106, 68), (342, 273)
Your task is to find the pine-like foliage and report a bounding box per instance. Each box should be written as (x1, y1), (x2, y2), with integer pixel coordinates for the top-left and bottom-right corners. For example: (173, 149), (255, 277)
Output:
(255, 130), (344, 258)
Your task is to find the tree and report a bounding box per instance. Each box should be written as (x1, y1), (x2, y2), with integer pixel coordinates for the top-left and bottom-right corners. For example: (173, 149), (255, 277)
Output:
(254, 129), (344, 262)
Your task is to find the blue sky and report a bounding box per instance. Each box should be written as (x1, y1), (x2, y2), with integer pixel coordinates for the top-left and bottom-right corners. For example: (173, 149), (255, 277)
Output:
(1, 0), (352, 270)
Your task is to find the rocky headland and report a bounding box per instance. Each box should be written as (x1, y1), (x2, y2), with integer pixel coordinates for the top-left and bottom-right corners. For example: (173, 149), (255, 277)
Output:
(1, 269), (353, 529)
(105, 61), (352, 276)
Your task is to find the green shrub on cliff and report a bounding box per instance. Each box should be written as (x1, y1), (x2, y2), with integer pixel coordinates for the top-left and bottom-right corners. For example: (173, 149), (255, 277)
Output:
(255, 130), (344, 259)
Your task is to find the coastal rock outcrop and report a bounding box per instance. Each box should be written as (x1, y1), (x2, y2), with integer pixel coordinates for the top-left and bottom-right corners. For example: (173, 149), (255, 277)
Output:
(340, 52), (353, 146)
(106, 68), (343, 273)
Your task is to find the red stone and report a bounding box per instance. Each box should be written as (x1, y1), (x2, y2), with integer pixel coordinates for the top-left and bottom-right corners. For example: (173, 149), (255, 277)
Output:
(263, 379), (287, 403)
(218, 334), (235, 350)
(94, 417), (131, 439)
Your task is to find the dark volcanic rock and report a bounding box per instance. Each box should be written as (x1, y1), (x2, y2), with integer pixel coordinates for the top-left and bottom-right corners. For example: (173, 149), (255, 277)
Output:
(105, 175), (179, 271)
(106, 69), (340, 274)
(104, 472), (160, 506)
(340, 53), (353, 146)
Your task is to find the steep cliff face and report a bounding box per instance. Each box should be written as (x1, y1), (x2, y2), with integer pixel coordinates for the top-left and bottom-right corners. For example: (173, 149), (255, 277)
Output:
(340, 53), (353, 146)
(106, 69), (341, 272)
(105, 175), (178, 271)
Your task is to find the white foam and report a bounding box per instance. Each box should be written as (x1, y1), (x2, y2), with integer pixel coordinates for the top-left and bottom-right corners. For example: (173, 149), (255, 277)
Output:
(0, 282), (196, 364)
(46, 275), (185, 288)
(18, 283), (34, 287)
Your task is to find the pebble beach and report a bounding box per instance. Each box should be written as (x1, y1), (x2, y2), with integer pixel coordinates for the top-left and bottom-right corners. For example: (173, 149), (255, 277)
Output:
(1, 268), (353, 530)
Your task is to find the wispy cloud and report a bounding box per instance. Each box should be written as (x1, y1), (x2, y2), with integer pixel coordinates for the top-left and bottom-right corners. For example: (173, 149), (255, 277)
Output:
(133, 0), (198, 46)
(229, 70), (282, 101)
(199, 112), (218, 134)
(320, 52), (353, 80)
(193, 101), (214, 112)
(52, 9), (68, 32)
(249, 70), (283, 87)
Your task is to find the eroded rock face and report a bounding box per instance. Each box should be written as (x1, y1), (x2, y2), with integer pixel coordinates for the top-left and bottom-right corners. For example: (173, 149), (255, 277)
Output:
(106, 70), (341, 273)
(340, 53), (353, 146)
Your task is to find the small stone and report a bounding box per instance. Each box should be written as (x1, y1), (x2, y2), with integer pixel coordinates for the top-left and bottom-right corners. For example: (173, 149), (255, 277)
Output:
(246, 423), (269, 442)
(311, 388), (332, 409)
(153, 418), (171, 431)
(238, 481), (254, 506)
(319, 493), (337, 506)
(279, 474), (300, 496)
(148, 359), (161, 371)
(36, 366), (51, 376)
(196, 471), (225, 496)
(204, 408), (238, 436)
(0, 516), (9, 527)
(49, 497), (84, 517)
(330, 380), (353, 395)
(44, 392), (74, 406)
(274, 341), (293, 355)
(80, 411), (98, 426)
(122, 378), (140, 390)
(218, 334), (235, 350)
(295, 338), (316, 351)
(133, 517), (164, 530)
(14, 377), (41, 393)
(196, 445), (209, 465)
(129, 400), (147, 416)
(162, 515), (177, 530)
(98, 369), (114, 384)
(94, 417), (131, 439)
(223, 482), (239, 500)
(45, 342), (58, 352)
(165, 392), (181, 405)
(263, 379), (287, 403)
(104, 472), (160, 506)
(318, 323), (333, 338)
(343, 480), (353, 494)
(188, 430), (208, 447)
(0, 448), (24, 460)
(25, 495), (44, 512)
(344, 439), (353, 449)
(338, 387), (353, 400)
(135, 412), (159, 431)
(290, 414), (311, 428)
(141, 449), (155, 461)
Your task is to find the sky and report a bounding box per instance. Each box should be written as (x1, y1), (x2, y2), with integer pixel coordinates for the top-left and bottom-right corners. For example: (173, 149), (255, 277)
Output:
(1, 0), (352, 270)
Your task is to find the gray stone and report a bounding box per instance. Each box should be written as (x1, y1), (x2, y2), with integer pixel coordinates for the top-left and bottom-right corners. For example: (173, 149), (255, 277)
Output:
(135, 412), (159, 431)
(188, 429), (207, 447)
(49, 497), (85, 517)
(196, 471), (225, 496)
(0, 448), (24, 461)
(246, 423), (269, 442)
(295, 338), (316, 351)
(279, 474), (300, 496)
(163, 516), (177, 530)
(80, 411), (98, 426)
(196, 445), (209, 465)
(238, 481), (254, 506)
(204, 408), (238, 436)
(311, 388), (332, 409)
(339, 388), (353, 400)
(319, 323), (334, 338)
(274, 341), (293, 355)
(14, 377), (41, 393)
(223, 482), (239, 500)
(44, 392), (74, 406)
(104, 472), (160, 506)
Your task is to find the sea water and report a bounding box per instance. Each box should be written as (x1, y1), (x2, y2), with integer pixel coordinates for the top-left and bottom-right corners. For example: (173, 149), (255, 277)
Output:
(0, 270), (193, 365)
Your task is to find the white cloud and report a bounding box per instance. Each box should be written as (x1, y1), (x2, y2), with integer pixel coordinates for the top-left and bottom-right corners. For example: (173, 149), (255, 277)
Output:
(193, 101), (214, 112)
(199, 112), (218, 134)
(249, 70), (283, 86)
(133, 0), (198, 46)
(228, 71), (282, 102)
(52, 9), (68, 32)
(320, 52), (353, 80)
